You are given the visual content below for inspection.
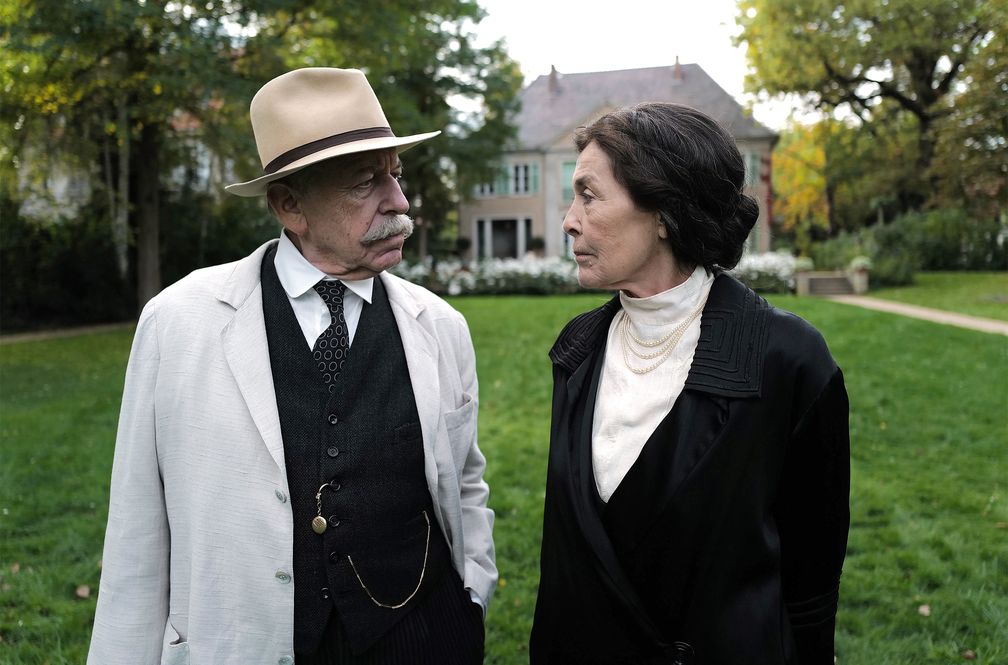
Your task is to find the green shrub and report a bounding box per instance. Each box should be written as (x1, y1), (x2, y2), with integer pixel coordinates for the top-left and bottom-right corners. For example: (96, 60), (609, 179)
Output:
(895, 208), (1008, 271)
(810, 232), (869, 271)
(808, 207), (1007, 288)
(0, 197), (133, 332)
(866, 221), (919, 286)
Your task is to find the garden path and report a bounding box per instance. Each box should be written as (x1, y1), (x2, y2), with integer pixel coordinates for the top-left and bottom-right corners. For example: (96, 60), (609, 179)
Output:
(827, 295), (1008, 336)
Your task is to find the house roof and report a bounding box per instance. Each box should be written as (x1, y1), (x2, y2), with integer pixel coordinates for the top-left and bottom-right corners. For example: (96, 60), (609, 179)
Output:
(515, 63), (777, 150)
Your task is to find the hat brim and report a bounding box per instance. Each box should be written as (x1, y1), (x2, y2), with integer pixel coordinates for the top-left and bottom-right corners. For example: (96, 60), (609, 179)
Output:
(224, 130), (441, 197)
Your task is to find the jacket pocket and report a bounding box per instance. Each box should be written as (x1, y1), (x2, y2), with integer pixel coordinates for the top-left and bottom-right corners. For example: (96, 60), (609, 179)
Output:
(161, 619), (190, 665)
(444, 393), (476, 473)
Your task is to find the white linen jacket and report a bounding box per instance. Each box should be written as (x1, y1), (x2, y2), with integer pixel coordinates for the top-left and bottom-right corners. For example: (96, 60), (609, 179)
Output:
(88, 240), (496, 665)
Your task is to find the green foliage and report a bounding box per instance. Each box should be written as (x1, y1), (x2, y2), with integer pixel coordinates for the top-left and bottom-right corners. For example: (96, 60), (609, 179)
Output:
(868, 222), (921, 286)
(0, 0), (522, 318)
(808, 208), (1007, 288)
(0, 190), (277, 333)
(738, 0), (1006, 219)
(930, 27), (1008, 218)
(0, 196), (133, 332)
(772, 122), (830, 252)
(3, 295), (1007, 663)
(809, 224), (919, 287)
(899, 209), (1008, 271)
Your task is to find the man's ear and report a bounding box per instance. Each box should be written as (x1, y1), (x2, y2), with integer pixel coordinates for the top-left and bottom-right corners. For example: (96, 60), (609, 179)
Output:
(266, 183), (307, 236)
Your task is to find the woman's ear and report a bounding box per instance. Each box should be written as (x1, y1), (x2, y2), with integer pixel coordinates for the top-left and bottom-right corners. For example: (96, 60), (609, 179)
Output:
(267, 183), (308, 236)
(657, 213), (668, 239)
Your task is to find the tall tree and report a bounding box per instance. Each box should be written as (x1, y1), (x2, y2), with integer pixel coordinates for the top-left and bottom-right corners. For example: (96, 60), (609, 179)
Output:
(1, 0), (288, 307)
(772, 122), (829, 253)
(737, 0), (999, 212)
(929, 24), (1008, 219)
(3, 0), (520, 315)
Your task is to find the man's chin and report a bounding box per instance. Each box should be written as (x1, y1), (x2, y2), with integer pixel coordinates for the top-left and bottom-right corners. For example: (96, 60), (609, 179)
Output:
(370, 244), (404, 272)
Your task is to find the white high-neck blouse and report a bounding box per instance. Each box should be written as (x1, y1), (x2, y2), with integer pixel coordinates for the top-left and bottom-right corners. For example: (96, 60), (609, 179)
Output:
(591, 266), (715, 502)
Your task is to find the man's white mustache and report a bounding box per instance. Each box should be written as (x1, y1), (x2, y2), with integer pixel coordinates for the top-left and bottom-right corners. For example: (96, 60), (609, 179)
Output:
(362, 214), (414, 245)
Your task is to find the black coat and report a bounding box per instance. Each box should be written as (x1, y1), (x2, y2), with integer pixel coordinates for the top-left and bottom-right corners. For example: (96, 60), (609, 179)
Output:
(530, 274), (850, 665)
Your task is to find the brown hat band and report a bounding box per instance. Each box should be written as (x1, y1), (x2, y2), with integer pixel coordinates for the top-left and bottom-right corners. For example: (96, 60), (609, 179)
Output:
(263, 126), (395, 175)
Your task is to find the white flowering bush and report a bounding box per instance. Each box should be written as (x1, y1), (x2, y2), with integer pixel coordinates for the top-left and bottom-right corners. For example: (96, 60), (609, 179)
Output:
(729, 251), (798, 293)
(391, 255), (581, 295)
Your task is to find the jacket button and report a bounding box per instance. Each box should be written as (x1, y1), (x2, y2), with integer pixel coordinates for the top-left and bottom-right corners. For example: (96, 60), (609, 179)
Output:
(328, 414), (338, 425)
(327, 446), (339, 458)
(670, 641), (694, 665)
(275, 570), (291, 584)
(278, 656), (294, 665)
(274, 489), (287, 503)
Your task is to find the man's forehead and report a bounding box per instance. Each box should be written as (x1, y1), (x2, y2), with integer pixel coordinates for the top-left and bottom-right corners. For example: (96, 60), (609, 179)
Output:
(340, 148), (401, 172)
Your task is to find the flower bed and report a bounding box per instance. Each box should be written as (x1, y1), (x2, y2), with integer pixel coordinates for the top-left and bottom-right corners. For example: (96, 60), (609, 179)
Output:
(728, 251), (799, 293)
(392, 255), (581, 295)
(393, 252), (804, 295)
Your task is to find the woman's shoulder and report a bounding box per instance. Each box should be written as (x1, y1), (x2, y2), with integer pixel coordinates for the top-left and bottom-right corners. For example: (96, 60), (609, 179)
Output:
(548, 296), (621, 370)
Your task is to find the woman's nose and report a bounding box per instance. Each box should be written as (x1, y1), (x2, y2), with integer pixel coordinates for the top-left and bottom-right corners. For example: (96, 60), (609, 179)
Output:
(562, 205), (580, 236)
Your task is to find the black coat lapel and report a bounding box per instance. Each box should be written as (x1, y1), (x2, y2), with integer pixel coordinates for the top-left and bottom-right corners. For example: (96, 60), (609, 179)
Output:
(559, 319), (669, 647)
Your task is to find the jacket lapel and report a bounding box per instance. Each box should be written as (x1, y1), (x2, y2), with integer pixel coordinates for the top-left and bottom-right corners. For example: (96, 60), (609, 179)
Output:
(380, 274), (443, 511)
(218, 240), (285, 471)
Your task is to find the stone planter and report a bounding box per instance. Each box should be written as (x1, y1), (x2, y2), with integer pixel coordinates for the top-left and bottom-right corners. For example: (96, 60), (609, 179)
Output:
(849, 268), (869, 294)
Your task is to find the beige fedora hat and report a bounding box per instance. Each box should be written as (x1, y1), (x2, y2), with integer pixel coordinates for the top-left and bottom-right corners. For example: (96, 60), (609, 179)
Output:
(225, 68), (440, 197)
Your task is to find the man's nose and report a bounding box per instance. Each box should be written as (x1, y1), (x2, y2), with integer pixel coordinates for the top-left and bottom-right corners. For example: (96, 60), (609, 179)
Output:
(382, 177), (410, 215)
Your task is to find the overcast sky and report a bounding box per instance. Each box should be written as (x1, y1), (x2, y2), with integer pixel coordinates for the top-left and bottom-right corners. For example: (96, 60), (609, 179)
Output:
(470, 0), (798, 130)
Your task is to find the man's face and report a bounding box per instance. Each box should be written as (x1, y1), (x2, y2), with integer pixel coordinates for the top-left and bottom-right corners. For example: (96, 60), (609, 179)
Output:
(274, 148), (413, 279)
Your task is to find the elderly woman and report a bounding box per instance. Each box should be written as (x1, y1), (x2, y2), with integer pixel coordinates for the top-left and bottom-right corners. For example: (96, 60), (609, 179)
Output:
(530, 103), (850, 665)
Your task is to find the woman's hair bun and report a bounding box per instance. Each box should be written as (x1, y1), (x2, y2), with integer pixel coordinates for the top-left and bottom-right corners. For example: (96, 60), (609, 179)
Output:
(716, 194), (760, 269)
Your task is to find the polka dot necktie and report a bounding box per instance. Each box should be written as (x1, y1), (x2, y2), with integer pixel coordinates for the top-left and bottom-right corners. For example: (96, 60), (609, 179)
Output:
(312, 279), (350, 393)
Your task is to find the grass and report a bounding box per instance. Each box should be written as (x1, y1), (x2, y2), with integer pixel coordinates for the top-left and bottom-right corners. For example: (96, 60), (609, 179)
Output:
(2, 293), (1007, 664)
(870, 271), (1008, 321)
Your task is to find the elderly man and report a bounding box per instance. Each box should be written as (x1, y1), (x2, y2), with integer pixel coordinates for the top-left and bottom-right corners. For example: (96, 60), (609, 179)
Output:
(88, 68), (494, 665)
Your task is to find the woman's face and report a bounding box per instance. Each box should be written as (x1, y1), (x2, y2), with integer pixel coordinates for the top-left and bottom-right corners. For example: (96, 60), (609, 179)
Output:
(563, 141), (681, 297)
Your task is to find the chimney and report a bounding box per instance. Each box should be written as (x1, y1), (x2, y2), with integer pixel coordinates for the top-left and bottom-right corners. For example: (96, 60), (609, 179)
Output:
(673, 55), (683, 82)
(548, 65), (560, 94)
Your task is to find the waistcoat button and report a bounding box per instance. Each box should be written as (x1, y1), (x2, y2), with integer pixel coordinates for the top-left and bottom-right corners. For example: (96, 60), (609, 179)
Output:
(327, 446), (339, 458)
(328, 413), (338, 425)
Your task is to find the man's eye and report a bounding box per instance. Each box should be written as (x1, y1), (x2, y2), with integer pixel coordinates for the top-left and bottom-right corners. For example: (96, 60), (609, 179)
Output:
(355, 178), (374, 189)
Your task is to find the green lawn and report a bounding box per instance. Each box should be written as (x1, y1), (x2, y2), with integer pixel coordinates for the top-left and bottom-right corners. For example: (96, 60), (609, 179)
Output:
(871, 271), (1008, 321)
(2, 294), (1006, 664)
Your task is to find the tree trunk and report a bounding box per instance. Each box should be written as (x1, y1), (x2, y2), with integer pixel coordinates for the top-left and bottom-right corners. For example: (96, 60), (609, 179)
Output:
(135, 122), (161, 309)
(114, 100), (131, 282)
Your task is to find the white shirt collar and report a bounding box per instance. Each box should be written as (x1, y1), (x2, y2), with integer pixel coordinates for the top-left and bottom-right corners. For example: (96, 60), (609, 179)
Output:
(274, 230), (374, 303)
(618, 265), (712, 327)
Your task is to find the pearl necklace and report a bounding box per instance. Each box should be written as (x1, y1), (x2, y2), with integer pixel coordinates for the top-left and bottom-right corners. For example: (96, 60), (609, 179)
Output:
(618, 301), (705, 374)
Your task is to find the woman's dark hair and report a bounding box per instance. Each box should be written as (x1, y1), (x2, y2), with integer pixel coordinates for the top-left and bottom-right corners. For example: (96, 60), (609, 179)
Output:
(574, 103), (759, 270)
